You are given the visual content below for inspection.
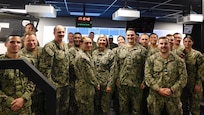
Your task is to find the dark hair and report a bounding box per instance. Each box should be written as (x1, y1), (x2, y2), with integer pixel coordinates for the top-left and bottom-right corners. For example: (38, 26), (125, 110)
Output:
(89, 31), (94, 34)
(5, 35), (21, 43)
(149, 33), (158, 38)
(126, 28), (136, 33)
(173, 32), (181, 36)
(183, 35), (194, 42)
(166, 34), (173, 37)
(117, 35), (125, 40)
(25, 23), (34, 27)
(68, 32), (73, 35)
(158, 36), (167, 40)
(74, 32), (82, 36)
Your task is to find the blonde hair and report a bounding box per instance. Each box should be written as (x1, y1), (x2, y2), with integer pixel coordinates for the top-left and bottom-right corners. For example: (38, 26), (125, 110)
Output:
(97, 34), (109, 48)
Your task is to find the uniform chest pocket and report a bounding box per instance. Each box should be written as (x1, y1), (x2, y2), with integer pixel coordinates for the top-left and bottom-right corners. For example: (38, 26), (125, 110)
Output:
(55, 50), (65, 60)
(101, 57), (110, 65)
(153, 61), (163, 73)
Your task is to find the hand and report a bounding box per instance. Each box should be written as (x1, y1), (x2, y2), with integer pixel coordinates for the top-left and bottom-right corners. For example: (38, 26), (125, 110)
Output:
(106, 86), (112, 93)
(140, 83), (146, 89)
(96, 84), (100, 90)
(11, 97), (25, 111)
(158, 88), (172, 97)
(194, 85), (201, 94)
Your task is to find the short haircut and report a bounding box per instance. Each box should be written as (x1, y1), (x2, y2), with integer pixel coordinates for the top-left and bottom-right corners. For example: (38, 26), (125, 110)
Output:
(166, 34), (173, 37)
(126, 28), (136, 33)
(5, 35), (21, 43)
(74, 32), (82, 36)
(89, 31), (94, 34)
(173, 32), (181, 36)
(25, 23), (34, 27)
(140, 33), (149, 38)
(149, 33), (158, 38)
(68, 32), (73, 35)
(24, 31), (36, 37)
(158, 36), (168, 41)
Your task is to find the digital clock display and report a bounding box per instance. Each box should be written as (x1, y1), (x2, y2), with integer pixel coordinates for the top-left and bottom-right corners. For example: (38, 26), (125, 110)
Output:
(76, 16), (92, 28)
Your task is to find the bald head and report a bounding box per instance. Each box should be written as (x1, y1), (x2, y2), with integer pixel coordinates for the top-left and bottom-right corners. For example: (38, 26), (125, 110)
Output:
(53, 25), (65, 43)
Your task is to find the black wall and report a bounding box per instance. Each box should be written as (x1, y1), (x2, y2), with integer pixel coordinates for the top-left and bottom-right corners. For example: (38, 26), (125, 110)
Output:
(189, 23), (204, 53)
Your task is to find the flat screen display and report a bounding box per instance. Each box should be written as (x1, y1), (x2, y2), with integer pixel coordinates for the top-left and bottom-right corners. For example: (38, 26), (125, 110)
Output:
(76, 16), (92, 28)
(127, 17), (155, 33)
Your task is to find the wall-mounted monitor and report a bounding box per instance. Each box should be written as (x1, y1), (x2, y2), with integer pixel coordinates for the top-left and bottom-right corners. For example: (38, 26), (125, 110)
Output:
(183, 24), (193, 34)
(76, 16), (92, 28)
(126, 17), (155, 33)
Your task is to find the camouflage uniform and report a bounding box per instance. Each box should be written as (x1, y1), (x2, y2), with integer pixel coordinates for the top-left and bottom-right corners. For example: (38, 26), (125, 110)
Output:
(20, 47), (42, 68)
(74, 49), (99, 115)
(115, 43), (147, 115)
(181, 49), (204, 115)
(68, 46), (80, 115)
(172, 46), (185, 59)
(92, 48), (115, 115)
(91, 41), (97, 54)
(172, 45), (185, 53)
(0, 55), (35, 115)
(38, 40), (70, 115)
(147, 46), (159, 57)
(20, 47), (45, 115)
(111, 47), (120, 115)
(144, 52), (187, 115)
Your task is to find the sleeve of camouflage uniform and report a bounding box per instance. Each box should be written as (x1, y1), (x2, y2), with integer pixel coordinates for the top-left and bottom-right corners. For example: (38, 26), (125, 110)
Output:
(170, 58), (187, 92)
(0, 70), (14, 107)
(0, 90), (14, 107)
(107, 51), (116, 88)
(113, 49), (120, 85)
(144, 56), (160, 91)
(140, 47), (148, 86)
(76, 56), (99, 87)
(38, 44), (54, 79)
(196, 52), (204, 85)
(0, 70), (35, 107)
(68, 48), (76, 86)
(21, 78), (35, 101)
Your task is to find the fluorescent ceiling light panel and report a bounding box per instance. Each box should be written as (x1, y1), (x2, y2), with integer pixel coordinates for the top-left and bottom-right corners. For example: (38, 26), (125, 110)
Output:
(70, 12), (101, 16)
(112, 8), (140, 21)
(0, 8), (26, 13)
(177, 14), (203, 24)
(25, 4), (56, 18)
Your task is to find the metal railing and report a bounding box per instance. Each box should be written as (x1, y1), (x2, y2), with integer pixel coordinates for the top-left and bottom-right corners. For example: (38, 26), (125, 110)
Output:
(0, 59), (57, 115)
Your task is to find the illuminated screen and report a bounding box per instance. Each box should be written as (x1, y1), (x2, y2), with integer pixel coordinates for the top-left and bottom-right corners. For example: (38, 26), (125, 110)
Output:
(76, 16), (92, 28)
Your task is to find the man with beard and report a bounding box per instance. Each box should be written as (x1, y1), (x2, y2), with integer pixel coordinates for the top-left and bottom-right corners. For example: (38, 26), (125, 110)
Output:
(144, 36), (187, 115)
(68, 32), (82, 115)
(39, 25), (70, 115)
(20, 32), (45, 115)
(114, 28), (147, 115)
